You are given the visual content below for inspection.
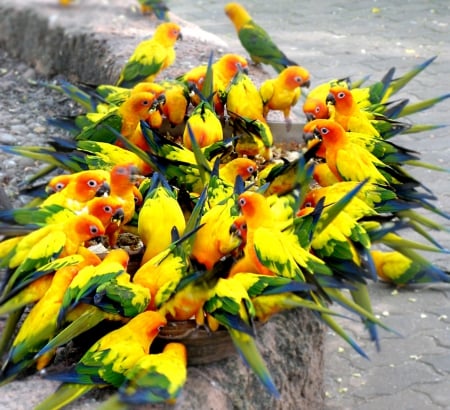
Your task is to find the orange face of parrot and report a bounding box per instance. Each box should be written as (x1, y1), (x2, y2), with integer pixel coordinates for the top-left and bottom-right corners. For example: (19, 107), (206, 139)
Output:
(303, 97), (329, 121)
(72, 171), (110, 200)
(72, 214), (106, 241)
(127, 92), (156, 119)
(237, 191), (261, 220)
(157, 22), (182, 44)
(87, 196), (125, 228)
(326, 86), (354, 113)
(310, 119), (346, 145)
(283, 66), (311, 89)
(46, 174), (72, 194)
(221, 54), (249, 76)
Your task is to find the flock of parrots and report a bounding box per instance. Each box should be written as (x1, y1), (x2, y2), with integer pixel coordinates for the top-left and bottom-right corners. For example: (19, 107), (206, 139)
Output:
(0, 1), (449, 408)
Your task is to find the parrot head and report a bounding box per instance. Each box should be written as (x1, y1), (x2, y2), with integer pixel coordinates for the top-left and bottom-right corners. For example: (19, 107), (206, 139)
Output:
(303, 97), (329, 121)
(326, 86), (354, 113)
(282, 66), (311, 89)
(218, 53), (249, 76)
(154, 22), (182, 45)
(224, 3), (252, 30)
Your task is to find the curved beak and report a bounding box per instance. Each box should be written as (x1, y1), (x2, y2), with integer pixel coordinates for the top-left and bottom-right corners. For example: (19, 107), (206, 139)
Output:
(305, 113), (316, 122)
(302, 79), (311, 88)
(326, 92), (336, 105)
(111, 208), (125, 225)
(95, 181), (110, 197)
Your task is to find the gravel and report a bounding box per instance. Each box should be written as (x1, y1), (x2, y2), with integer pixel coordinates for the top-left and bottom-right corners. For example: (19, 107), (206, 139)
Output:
(0, 49), (78, 208)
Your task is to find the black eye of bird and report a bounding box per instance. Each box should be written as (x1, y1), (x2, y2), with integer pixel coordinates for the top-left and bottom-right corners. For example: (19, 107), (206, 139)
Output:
(90, 225), (100, 235)
(320, 127), (329, 135)
(103, 205), (112, 213)
(142, 100), (150, 105)
(315, 106), (320, 113)
(55, 182), (66, 191)
(238, 198), (246, 207)
(337, 92), (346, 99)
(295, 76), (302, 83)
(247, 166), (255, 173)
(87, 179), (98, 187)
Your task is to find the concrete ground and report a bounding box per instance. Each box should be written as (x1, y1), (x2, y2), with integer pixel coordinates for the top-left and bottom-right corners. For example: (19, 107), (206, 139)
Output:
(0, 0), (449, 409)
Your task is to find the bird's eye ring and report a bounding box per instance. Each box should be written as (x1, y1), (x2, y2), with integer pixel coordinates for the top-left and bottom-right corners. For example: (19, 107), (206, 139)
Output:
(337, 92), (346, 99)
(87, 179), (98, 187)
(55, 182), (66, 191)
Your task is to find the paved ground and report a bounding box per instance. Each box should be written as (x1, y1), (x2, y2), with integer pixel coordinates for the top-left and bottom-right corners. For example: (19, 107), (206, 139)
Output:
(0, 0), (449, 409)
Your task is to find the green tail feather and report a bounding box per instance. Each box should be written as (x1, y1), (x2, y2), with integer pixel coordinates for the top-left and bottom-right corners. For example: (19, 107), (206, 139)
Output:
(35, 307), (109, 359)
(34, 383), (95, 410)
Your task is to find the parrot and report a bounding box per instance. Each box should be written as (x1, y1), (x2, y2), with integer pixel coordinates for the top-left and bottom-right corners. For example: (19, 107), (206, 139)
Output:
(137, 172), (186, 264)
(303, 119), (391, 185)
(190, 168), (243, 270)
(155, 79), (191, 126)
(0, 250), (102, 383)
(305, 119), (450, 223)
(0, 214), (105, 296)
(298, 180), (384, 350)
(226, 70), (273, 160)
(224, 2), (298, 73)
(98, 342), (187, 408)
(0, 246), (100, 316)
(34, 311), (167, 410)
(219, 157), (257, 186)
(228, 272), (338, 323)
(105, 163), (142, 246)
(56, 248), (130, 326)
(371, 249), (450, 285)
(137, 0), (170, 21)
(204, 276), (280, 398)
(260, 65), (311, 130)
(74, 92), (158, 145)
(35, 272), (151, 361)
(178, 53), (249, 115)
(134, 188), (207, 311)
(39, 169), (111, 211)
(229, 190), (331, 282)
(116, 22), (182, 88)
(157, 253), (235, 325)
(182, 98), (223, 150)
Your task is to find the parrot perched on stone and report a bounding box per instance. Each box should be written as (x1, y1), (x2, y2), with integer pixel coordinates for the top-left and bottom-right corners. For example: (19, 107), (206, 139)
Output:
(226, 70), (273, 160)
(0, 214), (105, 296)
(260, 65), (311, 130)
(34, 311), (167, 410)
(138, 172), (186, 264)
(74, 91), (158, 145)
(224, 2), (298, 73)
(98, 342), (187, 408)
(116, 22), (182, 88)
(56, 248), (130, 325)
(178, 53), (249, 115)
(0, 250), (102, 384)
(229, 190), (331, 281)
